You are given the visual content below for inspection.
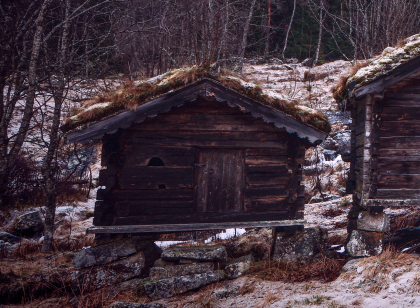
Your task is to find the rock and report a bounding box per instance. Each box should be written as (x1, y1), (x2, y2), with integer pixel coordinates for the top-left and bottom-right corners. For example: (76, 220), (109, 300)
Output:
(269, 58), (283, 65)
(321, 136), (335, 150)
(341, 259), (360, 273)
(153, 259), (175, 267)
(212, 286), (240, 299)
(302, 58), (313, 67)
(12, 211), (44, 236)
(346, 230), (384, 257)
(144, 270), (225, 300)
(179, 259), (196, 264)
(161, 245), (227, 262)
(74, 238), (137, 268)
(357, 211), (390, 232)
(284, 64), (294, 71)
(285, 58), (299, 64)
(150, 262), (214, 280)
(70, 251), (145, 293)
(272, 226), (328, 263)
(0, 240), (16, 255)
(322, 150), (338, 161)
(109, 302), (164, 308)
(132, 240), (162, 268)
(225, 255), (253, 279)
(0, 232), (21, 244)
(333, 130), (351, 155)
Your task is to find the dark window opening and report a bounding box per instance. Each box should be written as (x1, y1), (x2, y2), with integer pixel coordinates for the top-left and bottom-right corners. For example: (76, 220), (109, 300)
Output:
(148, 157), (164, 166)
(159, 184), (166, 189)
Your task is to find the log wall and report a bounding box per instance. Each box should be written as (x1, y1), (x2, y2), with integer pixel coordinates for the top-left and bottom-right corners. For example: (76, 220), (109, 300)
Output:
(94, 98), (305, 227)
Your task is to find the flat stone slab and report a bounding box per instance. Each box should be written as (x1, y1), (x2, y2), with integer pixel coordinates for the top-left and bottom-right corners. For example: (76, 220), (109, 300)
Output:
(150, 262), (214, 280)
(272, 226), (328, 262)
(357, 211), (390, 232)
(346, 230), (384, 257)
(161, 245), (227, 262)
(74, 238), (137, 268)
(144, 270), (225, 300)
(225, 255), (253, 279)
(71, 251), (145, 292)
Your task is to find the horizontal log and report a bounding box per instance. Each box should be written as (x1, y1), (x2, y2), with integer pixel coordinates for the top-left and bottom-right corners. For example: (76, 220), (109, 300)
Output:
(376, 189), (420, 199)
(115, 201), (194, 217)
(363, 199), (420, 207)
(377, 174), (420, 189)
(244, 187), (289, 199)
(385, 93), (420, 101)
(111, 189), (194, 201)
(155, 99), (244, 115)
(378, 149), (420, 162)
(86, 219), (307, 234)
(119, 167), (193, 190)
(246, 173), (290, 186)
(245, 156), (288, 166)
(380, 136), (420, 149)
(245, 148), (288, 156)
(244, 198), (290, 212)
(123, 131), (287, 148)
(378, 161), (420, 175)
(123, 146), (195, 167)
(245, 165), (288, 174)
(112, 211), (297, 225)
(380, 121), (420, 137)
(381, 106), (420, 121)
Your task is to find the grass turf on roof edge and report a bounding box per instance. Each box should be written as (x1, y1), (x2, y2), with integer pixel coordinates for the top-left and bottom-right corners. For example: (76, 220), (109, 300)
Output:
(65, 65), (330, 134)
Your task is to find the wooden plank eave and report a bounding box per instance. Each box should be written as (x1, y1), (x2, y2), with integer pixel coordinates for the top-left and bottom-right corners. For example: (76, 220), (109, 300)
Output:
(86, 219), (306, 234)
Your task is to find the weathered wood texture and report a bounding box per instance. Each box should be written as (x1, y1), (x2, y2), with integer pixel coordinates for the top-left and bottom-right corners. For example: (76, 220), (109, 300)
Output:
(94, 98), (306, 227)
(351, 73), (420, 203)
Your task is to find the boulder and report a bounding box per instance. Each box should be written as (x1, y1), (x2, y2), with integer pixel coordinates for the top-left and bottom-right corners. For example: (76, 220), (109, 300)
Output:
(0, 240), (16, 255)
(212, 286), (240, 299)
(322, 150), (338, 161)
(150, 262), (214, 280)
(346, 230), (384, 257)
(0, 232), (21, 244)
(153, 259), (175, 267)
(144, 270), (225, 300)
(74, 238), (137, 268)
(109, 302), (165, 308)
(70, 251), (145, 293)
(301, 58), (314, 67)
(161, 245), (227, 262)
(357, 211), (390, 233)
(272, 226), (328, 263)
(225, 255), (253, 279)
(12, 211), (44, 236)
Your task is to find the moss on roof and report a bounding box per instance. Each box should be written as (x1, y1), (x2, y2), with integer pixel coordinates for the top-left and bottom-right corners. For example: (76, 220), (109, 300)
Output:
(333, 33), (420, 103)
(66, 65), (330, 133)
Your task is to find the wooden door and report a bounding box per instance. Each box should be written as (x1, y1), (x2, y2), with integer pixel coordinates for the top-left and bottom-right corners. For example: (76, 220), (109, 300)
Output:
(195, 149), (244, 213)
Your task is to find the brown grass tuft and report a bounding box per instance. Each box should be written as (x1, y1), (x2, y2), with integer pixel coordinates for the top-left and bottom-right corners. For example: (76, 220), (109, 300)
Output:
(322, 207), (345, 218)
(328, 234), (346, 246)
(250, 256), (346, 283)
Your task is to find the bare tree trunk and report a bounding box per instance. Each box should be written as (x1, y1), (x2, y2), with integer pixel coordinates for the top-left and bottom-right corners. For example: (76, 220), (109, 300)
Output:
(281, 0), (296, 61)
(41, 0), (71, 254)
(264, 0), (272, 56)
(313, 2), (323, 68)
(237, 0), (257, 73)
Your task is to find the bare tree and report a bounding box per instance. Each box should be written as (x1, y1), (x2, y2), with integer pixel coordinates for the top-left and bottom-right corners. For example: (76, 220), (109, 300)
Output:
(281, 0), (297, 61)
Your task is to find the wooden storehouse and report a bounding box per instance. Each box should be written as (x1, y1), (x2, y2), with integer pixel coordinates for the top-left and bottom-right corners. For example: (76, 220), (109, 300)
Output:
(63, 71), (329, 234)
(339, 34), (420, 208)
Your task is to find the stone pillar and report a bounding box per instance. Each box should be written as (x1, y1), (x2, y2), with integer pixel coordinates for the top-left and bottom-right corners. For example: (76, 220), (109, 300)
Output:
(346, 206), (389, 257)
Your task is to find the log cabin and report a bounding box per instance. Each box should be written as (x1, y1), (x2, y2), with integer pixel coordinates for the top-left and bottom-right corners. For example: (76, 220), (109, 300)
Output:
(336, 33), (420, 209)
(62, 66), (329, 234)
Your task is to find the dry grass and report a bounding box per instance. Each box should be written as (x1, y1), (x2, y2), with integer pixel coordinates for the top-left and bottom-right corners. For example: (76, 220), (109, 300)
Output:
(254, 293), (280, 308)
(65, 65), (331, 133)
(389, 207), (420, 234)
(250, 255), (346, 283)
(303, 71), (329, 82)
(331, 61), (369, 103)
(328, 234), (346, 246)
(333, 221), (348, 229)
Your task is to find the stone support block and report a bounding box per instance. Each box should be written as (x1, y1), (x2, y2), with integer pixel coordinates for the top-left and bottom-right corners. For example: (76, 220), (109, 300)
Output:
(357, 211), (390, 232)
(346, 230), (383, 257)
(150, 262), (214, 280)
(161, 245), (227, 262)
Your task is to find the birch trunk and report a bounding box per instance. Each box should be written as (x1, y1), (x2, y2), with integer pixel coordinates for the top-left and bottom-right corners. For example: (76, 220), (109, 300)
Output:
(313, 4), (323, 68)
(281, 0), (296, 61)
(237, 0), (257, 73)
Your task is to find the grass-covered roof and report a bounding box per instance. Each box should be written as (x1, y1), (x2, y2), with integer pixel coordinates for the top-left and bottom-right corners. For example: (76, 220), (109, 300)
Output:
(65, 65), (330, 133)
(333, 33), (420, 102)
